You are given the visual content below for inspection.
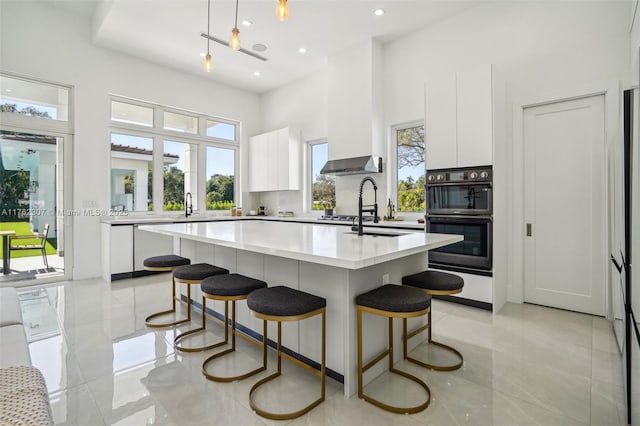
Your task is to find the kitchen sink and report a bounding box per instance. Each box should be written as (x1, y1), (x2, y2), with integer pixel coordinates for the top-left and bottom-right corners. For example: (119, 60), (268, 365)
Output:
(344, 231), (403, 237)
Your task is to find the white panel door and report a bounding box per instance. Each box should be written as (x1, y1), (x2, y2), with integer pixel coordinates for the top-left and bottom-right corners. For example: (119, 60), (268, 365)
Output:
(523, 94), (605, 315)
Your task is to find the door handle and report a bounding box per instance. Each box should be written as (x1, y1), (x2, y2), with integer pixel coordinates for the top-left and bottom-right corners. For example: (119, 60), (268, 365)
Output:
(526, 223), (532, 237)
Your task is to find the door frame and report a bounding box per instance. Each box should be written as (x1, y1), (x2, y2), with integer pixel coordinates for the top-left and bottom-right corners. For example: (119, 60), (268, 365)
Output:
(0, 123), (74, 286)
(508, 81), (619, 318)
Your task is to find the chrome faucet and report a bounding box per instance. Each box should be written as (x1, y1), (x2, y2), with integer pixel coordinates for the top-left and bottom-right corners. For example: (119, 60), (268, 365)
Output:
(185, 192), (193, 217)
(353, 176), (379, 235)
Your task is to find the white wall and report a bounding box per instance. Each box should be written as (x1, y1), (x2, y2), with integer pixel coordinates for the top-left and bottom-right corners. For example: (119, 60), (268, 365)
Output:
(262, 1), (640, 310)
(257, 71), (328, 214)
(0, 1), (260, 279)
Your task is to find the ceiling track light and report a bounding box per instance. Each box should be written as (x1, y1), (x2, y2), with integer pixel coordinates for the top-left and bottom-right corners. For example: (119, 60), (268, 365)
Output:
(230, 0), (240, 50)
(204, 0), (212, 72)
(276, 0), (289, 21)
(200, 33), (268, 62)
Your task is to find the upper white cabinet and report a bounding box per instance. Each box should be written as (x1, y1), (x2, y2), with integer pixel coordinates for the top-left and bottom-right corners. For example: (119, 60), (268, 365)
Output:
(426, 64), (493, 169)
(248, 127), (301, 192)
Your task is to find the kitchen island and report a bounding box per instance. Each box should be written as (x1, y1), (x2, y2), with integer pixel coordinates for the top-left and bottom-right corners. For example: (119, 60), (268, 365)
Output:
(139, 220), (461, 396)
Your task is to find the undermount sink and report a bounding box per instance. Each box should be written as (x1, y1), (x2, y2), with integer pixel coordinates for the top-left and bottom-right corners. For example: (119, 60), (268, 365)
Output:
(344, 231), (403, 237)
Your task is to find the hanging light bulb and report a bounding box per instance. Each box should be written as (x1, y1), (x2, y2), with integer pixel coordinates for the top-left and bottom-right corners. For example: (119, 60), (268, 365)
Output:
(229, 28), (240, 50)
(229, 0), (240, 50)
(204, 0), (212, 72)
(204, 52), (212, 72)
(276, 0), (289, 21)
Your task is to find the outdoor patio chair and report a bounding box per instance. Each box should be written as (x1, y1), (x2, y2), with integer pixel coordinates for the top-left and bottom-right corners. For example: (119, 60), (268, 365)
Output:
(9, 224), (50, 269)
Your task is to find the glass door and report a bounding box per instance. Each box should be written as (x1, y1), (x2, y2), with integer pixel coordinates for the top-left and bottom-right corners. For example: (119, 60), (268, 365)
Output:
(0, 130), (69, 283)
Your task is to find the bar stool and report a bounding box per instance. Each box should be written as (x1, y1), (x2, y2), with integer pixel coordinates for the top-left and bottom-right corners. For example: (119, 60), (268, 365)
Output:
(402, 270), (464, 371)
(356, 284), (432, 414)
(144, 254), (191, 328)
(200, 273), (268, 382)
(172, 263), (229, 352)
(246, 286), (326, 420)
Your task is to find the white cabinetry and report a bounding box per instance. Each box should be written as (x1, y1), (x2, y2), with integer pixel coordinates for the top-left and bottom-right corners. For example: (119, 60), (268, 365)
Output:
(248, 127), (301, 192)
(101, 224), (133, 280)
(426, 64), (493, 169)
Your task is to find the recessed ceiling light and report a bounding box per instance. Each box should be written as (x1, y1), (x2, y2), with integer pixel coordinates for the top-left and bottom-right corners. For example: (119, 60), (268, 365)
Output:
(298, 47), (307, 54)
(373, 8), (385, 16)
(5, 89), (12, 93)
(242, 20), (253, 27)
(200, 52), (206, 57)
(254, 71), (261, 76)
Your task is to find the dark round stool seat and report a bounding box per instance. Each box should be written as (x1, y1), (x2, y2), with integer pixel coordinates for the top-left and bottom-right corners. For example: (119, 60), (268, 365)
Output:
(143, 254), (190, 269)
(201, 273), (267, 297)
(356, 284), (431, 313)
(402, 270), (464, 293)
(248, 286), (326, 317)
(174, 263), (229, 281)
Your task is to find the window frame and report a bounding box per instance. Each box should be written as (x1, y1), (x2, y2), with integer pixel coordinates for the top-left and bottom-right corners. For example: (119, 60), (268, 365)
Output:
(109, 95), (239, 216)
(388, 120), (425, 218)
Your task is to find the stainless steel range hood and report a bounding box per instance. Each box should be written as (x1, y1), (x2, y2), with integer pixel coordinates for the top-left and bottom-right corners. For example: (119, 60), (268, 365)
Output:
(320, 155), (382, 176)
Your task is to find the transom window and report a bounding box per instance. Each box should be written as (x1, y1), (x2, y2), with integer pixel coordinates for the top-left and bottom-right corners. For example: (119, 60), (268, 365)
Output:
(393, 122), (425, 213)
(0, 74), (70, 121)
(109, 96), (238, 214)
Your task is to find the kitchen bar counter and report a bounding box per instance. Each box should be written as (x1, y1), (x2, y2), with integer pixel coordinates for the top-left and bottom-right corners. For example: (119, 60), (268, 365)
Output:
(102, 214), (425, 230)
(138, 220), (461, 396)
(138, 220), (457, 269)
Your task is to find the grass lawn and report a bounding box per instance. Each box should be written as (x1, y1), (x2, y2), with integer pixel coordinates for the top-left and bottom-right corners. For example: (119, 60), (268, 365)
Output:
(0, 222), (57, 259)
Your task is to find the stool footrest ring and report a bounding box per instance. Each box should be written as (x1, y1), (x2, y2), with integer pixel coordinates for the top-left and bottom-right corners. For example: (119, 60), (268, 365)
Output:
(144, 310), (190, 328)
(360, 366), (431, 414)
(249, 371), (325, 421)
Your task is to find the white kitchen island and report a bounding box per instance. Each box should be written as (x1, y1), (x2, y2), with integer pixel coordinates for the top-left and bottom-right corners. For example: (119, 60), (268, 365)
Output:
(139, 220), (461, 396)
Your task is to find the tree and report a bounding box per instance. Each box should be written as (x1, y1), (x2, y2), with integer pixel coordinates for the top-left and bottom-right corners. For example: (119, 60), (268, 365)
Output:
(397, 126), (424, 168)
(206, 174), (234, 203)
(163, 166), (185, 205)
(0, 103), (51, 118)
(312, 174), (335, 208)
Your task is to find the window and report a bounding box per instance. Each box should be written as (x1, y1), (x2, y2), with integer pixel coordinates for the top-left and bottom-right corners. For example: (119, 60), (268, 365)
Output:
(110, 133), (153, 212)
(163, 141), (197, 211)
(164, 111), (197, 134)
(109, 96), (239, 214)
(111, 101), (153, 127)
(395, 123), (425, 213)
(206, 119), (236, 141)
(205, 146), (235, 211)
(0, 74), (69, 121)
(309, 141), (334, 211)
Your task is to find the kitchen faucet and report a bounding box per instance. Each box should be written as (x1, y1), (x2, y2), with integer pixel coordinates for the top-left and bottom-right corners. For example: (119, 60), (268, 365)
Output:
(185, 192), (193, 217)
(353, 176), (379, 235)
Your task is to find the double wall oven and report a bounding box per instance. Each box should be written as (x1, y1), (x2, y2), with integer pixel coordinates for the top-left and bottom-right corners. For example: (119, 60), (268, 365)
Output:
(426, 165), (493, 274)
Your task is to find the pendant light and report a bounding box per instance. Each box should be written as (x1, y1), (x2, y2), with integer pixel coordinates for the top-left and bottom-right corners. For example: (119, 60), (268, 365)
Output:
(229, 0), (240, 50)
(276, 0), (289, 21)
(204, 0), (212, 72)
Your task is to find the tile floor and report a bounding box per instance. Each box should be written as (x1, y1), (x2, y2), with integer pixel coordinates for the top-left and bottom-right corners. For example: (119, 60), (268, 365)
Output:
(15, 274), (626, 426)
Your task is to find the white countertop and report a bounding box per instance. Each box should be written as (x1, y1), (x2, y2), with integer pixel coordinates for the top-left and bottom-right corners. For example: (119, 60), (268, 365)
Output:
(138, 220), (461, 269)
(102, 215), (425, 230)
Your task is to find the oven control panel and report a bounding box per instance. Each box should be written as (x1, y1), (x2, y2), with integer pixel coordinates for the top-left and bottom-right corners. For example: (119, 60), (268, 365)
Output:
(427, 166), (492, 184)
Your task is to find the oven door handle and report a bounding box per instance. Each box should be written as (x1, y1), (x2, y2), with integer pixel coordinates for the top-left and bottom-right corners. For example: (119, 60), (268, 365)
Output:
(426, 181), (492, 187)
(427, 214), (493, 221)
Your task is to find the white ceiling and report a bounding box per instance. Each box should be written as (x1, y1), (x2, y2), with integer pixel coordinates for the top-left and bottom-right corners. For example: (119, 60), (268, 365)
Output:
(42, 0), (484, 94)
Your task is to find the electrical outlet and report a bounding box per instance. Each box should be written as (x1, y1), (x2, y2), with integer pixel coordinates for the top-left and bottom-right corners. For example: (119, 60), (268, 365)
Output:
(82, 200), (98, 208)
(382, 273), (390, 285)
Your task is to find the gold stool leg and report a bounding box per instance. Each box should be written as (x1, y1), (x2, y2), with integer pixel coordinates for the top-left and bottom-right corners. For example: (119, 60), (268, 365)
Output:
(403, 305), (463, 371)
(175, 285), (227, 352)
(202, 300), (267, 382)
(249, 309), (326, 420)
(358, 306), (431, 414)
(145, 272), (191, 328)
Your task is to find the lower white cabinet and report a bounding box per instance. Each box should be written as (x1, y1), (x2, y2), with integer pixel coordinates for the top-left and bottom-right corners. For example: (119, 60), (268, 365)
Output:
(101, 222), (173, 280)
(248, 127), (301, 192)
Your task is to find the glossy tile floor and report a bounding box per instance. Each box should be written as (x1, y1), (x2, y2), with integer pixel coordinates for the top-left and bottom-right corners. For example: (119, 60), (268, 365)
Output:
(16, 275), (626, 426)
